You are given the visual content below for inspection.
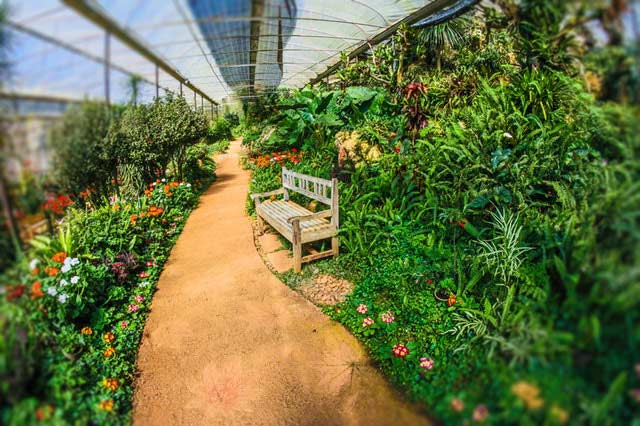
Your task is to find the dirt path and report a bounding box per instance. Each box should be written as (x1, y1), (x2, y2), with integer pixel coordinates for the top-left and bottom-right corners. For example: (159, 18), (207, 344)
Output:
(132, 140), (431, 426)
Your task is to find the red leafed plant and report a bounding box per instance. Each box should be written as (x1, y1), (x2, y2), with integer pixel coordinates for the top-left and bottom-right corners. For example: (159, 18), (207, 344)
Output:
(42, 194), (73, 216)
(402, 82), (429, 141)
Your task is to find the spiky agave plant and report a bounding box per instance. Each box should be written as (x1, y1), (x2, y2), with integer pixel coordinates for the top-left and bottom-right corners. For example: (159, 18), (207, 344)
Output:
(477, 208), (532, 286)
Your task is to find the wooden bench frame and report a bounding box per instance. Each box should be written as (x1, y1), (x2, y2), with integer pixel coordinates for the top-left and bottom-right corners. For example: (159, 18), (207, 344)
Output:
(250, 167), (339, 273)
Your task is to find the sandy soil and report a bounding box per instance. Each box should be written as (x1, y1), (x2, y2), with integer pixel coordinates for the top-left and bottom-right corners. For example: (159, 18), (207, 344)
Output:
(132, 140), (432, 426)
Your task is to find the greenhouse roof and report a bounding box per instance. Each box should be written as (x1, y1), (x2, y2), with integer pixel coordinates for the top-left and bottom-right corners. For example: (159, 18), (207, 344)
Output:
(5, 0), (463, 105)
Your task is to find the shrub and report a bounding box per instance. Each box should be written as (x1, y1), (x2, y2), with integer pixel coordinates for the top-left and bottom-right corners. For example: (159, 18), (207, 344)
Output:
(50, 101), (116, 198)
(208, 117), (232, 142)
(109, 94), (208, 186)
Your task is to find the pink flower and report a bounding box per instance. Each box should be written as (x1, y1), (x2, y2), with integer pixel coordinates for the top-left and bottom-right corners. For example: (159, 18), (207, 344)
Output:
(146, 261), (154, 267)
(134, 295), (145, 303)
(635, 363), (640, 378)
(120, 321), (129, 329)
(392, 344), (409, 358)
(128, 304), (139, 312)
(356, 304), (368, 314)
(139, 272), (149, 278)
(631, 388), (640, 403)
(472, 404), (489, 422)
(362, 317), (374, 327)
(381, 310), (395, 323)
(419, 357), (434, 370)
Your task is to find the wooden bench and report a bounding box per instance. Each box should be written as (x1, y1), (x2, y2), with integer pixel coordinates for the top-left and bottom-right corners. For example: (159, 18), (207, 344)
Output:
(250, 167), (339, 273)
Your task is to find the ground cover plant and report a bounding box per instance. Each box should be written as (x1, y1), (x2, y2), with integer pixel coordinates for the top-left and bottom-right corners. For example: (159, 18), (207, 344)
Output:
(242, 1), (640, 424)
(0, 95), (220, 423)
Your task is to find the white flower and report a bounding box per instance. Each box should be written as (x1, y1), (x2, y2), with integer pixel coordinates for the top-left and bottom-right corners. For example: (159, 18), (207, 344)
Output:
(70, 276), (80, 284)
(138, 281), (149, 288)
(0, 286), (6, 295)
(186, 183), (191, 188)
(152, 182), (157, 186)
(503, 132), (513, 139)
(29, 259), (39, 270)
(61, 264), (71, 273)
(161, 178), (166, 183)
(47, 286), (58, 296)
(58, 293), (69, 304)
(59, 279), (68, 286)
(70, 258), (79, 266)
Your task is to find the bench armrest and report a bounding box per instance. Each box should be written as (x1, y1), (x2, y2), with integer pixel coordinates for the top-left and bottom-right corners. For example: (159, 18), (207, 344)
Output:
(287, 209), (332, 224)
(250, 188), (285, 200)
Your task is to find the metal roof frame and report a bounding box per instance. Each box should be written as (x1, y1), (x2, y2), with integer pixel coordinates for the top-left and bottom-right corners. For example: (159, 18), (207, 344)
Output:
(61, 0), (218, 106)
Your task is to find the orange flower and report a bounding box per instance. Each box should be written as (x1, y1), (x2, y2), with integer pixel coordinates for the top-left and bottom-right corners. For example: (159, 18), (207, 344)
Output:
(129, 214), (138, 224)
(45, 267), (59, 277)
(35, 404), (54, 421)
(98, 399), (114, 412)
(103, 347), (115, 358)
(170, 182), (180, 187)
(147, 206), (164, 217)
(102, 377), (120, 391)
(447, 294), (457, 307)
(31, 281), (43, 299)
(31, 267), (40, 275)
(112, 205), (121, 211)
(51, 252), (67, 263)
(144, 189), (152, 197)
(81, 326), (93, 335)
(103, 332), (115, 344)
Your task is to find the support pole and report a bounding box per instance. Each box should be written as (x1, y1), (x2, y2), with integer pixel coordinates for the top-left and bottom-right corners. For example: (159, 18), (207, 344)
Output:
(179, 81), (183, 97)
(201, 95), (204, 113)
(155, 65), (159, 99)
(193, 90), (196, 109)
(210, 102), (213, 120)
(104, 31), (110, 106)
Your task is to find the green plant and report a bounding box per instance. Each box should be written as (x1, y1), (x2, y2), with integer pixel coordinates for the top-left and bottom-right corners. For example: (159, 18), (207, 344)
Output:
(50, 101), (115, 198)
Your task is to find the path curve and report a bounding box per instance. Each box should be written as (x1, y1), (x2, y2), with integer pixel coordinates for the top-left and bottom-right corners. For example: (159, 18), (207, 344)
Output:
(133, 140), (431, 426)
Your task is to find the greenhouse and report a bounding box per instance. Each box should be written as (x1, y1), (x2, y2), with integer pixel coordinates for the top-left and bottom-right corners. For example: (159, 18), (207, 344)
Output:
(0, 0), (639, 425)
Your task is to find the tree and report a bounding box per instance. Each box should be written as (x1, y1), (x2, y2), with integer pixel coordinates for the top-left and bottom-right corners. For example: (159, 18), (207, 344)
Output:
(126, 74), (142, 106)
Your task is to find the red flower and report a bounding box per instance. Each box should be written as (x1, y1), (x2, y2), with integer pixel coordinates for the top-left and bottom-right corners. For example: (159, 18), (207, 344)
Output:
(6, 284), (26, 301)
(291, 148), (298, 153)
(394, 146), (401, 153)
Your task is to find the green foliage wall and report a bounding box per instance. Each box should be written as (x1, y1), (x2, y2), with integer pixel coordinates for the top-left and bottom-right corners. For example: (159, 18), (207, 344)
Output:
(242, 2), (640, 423)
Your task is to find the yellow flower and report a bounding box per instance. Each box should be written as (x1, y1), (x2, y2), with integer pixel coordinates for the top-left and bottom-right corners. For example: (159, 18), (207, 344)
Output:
(80, 326), (93, 336)
(511, 381), (544, 410)
(102, 332), (115, 344)
(103, 347), (115, 358)
(550, 405), (569, 424)
(98, 399), (114, 412)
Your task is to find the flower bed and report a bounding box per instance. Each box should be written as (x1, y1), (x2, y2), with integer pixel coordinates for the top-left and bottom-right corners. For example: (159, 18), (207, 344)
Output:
(1, 180), (200, 425)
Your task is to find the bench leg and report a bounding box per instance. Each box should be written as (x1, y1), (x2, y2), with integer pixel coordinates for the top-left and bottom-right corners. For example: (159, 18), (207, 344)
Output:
(256, 214), (265, 235)
(332, 236), (339, 259)
(293, 241), (302, 273)
(292, 219), (302, 273)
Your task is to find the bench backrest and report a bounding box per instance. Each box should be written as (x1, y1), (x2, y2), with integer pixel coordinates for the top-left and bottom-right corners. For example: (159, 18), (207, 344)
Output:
(282, 167), (337, 207)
